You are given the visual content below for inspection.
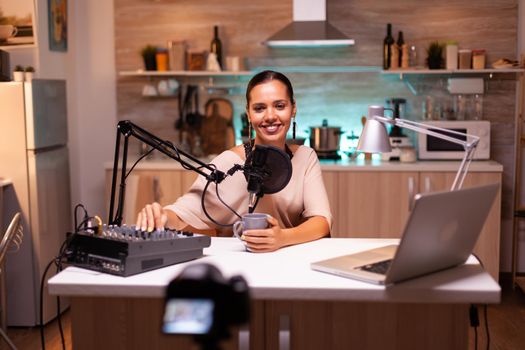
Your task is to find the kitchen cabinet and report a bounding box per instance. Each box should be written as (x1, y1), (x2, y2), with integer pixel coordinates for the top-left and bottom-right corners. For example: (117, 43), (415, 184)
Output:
(105, 169), (197, 223)
(332, 171), (419, 238)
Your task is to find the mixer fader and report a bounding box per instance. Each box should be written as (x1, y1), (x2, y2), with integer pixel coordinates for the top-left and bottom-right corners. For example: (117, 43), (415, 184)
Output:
(67, 225), (211, 276)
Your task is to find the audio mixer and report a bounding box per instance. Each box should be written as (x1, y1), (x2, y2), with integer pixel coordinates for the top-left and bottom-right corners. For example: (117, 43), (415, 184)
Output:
(67, 225), (211, 276)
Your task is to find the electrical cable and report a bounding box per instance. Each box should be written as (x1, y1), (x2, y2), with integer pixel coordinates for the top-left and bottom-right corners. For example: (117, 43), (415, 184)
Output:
(201, 180), (235, 227)
(55, 254), (66, 350)
(40, 203), (92, 350)
(214, 180), (242, 220)
(40, 259), (56, 350)
(474, 326), (478, 350)
(484, 304), (490, 350)
(470, 304), (480, 350)
(125, 146), (155, 179)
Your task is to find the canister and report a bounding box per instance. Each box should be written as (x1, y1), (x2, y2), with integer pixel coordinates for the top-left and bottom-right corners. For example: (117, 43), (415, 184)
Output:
(446, 42), (458, 70)
(472, 50), (486, 69)
(156, 49), (169, 71)
(458, 49), (472, 69)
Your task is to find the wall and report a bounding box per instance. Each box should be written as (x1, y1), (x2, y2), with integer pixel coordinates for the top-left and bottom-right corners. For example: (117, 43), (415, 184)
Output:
(114, 0), (521, 272)
(67, 1), (116, 220)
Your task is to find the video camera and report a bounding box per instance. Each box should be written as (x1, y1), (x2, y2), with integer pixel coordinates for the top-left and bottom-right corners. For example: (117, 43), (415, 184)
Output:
(162, 263), (250, 348)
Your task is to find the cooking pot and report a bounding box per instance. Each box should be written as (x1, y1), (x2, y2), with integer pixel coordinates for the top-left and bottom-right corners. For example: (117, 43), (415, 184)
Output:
(308, 119), (343, 152)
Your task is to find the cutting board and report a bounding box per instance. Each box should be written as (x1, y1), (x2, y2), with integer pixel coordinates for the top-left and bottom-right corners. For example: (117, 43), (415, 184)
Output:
(201, 98), (235, 155)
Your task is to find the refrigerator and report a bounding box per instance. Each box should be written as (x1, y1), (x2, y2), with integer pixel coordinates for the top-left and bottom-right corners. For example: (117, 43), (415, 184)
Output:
(0, 79), (72, 326)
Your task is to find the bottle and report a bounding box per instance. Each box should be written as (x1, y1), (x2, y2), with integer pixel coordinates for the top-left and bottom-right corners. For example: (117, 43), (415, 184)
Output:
(390, 43), (399, 69)
(210, 25), (223, 69)
(396, 31), (405, 67)
(383, 23), (394, 70)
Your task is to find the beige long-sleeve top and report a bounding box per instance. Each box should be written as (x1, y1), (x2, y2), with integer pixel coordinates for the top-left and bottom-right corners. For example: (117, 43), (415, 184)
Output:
(164, 145), (332, 235)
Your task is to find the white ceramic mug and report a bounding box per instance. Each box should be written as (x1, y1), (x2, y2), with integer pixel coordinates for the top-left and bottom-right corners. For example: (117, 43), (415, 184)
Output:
(0, 25), (18, 41)
(233, 213), (269, 239)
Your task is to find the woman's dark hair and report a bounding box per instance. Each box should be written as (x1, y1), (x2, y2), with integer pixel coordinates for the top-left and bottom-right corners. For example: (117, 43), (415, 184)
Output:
(245, 70), (295, 107)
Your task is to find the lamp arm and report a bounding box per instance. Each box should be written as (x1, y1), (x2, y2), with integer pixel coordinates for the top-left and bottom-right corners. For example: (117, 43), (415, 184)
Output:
(379, 117), (480, 150)
(374, 116), (480, 191)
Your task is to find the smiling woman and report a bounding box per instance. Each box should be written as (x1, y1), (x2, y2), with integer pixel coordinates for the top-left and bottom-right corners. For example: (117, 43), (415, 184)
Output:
(135, 70), (333, 252)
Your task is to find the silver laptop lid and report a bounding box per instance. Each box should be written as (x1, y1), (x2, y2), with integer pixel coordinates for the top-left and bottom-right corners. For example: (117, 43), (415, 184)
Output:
(384, 183), (499, 284)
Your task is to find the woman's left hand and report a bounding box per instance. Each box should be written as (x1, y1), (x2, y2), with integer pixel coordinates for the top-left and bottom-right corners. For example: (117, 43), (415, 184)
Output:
(241, 216), (288, 253)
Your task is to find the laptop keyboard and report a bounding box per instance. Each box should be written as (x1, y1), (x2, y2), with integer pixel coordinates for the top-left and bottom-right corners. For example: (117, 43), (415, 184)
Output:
(358, 259), (392, 275)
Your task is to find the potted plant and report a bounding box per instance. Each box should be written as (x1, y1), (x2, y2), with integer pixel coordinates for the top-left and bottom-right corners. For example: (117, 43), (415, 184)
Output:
(13, 65), (24, 82)
(140, 45), (158, 71)
(426, 41), (444, 69)
(24, 66), (35, 82)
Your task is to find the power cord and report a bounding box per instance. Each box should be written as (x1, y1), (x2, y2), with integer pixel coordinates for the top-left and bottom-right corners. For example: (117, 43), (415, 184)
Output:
(484, 304), (490, 350)
(40, 204), (95, 350)
(470, 304), (480, 350)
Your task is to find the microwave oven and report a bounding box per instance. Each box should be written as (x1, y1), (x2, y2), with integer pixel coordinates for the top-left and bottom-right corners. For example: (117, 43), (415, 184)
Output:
(418, 120), (490, 160)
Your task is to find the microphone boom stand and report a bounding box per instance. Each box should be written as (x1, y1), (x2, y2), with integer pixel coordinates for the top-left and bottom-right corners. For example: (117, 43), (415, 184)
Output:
(108, 120), (226, 226)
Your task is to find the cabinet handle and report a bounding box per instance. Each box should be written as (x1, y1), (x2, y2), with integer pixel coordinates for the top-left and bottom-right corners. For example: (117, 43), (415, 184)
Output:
(279, 314), (290, 350)
(153, 176), (162, 203)
(424, 176), (432, 193)
(408, 176), (415, 212)
(238, 325), (250, 350)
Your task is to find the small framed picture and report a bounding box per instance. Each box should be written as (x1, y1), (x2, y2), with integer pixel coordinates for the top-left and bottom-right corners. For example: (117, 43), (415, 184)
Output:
(48, 0), (67, 52)
(0, 0), (36, 47)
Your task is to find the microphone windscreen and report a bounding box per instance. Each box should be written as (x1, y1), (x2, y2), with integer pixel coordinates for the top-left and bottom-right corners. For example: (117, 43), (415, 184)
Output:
(251, 145), (292, 195)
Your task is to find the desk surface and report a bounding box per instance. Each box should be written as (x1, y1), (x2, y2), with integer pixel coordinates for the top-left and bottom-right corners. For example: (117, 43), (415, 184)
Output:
(48, 237), (500, 304)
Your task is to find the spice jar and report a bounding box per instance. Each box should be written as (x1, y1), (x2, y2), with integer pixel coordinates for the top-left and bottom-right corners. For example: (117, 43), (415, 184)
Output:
(155, 49), (169, 71)
(458, 49), (472, 69)
(472, 49), (486, 69)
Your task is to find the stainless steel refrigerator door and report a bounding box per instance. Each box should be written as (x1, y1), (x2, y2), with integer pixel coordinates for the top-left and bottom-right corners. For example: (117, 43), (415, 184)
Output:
(6, 146), (71, 325)
(24, 79), (68, 150)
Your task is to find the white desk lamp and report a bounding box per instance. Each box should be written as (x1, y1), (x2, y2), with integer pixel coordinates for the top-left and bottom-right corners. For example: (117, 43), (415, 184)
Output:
(357, 105), (480, 191)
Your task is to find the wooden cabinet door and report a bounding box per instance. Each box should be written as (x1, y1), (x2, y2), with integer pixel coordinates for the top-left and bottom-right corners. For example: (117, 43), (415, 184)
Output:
(419, 172), (502, 280)
(321, 170), (339, 236)
(336, 171), (419, 238)
(105, 169), (199, 225)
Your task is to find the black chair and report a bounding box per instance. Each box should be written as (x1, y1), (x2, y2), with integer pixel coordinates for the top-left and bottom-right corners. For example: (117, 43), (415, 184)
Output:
(0, 212), (23, 350)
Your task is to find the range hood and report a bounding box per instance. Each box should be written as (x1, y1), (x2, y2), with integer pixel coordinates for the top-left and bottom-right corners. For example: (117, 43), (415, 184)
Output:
(265, 0), (354, 48)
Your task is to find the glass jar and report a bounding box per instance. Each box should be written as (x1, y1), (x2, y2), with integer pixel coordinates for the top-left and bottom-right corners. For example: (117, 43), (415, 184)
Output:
(471, 94), (483, 120)
(155, 49), (169, 71)
(454, 94), (467, 120)
(472, 50), (486, 69)
(458, 49), (472, 69)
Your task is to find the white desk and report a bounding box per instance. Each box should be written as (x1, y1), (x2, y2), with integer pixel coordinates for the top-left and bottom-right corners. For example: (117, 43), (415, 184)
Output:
(49, 238), (501, 350)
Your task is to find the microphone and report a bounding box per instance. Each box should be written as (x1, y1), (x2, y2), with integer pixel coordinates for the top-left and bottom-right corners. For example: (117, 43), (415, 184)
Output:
(244, 145), (292, 213)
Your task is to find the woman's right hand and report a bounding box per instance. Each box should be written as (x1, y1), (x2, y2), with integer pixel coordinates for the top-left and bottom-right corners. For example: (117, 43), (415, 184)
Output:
(136, 202), (168, 232)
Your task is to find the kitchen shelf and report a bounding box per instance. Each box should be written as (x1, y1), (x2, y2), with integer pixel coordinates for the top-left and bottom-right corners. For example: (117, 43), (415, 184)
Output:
(254, 66), (382, 73)
(382, 67), (525, 95)
(382, 68), (524, 79)
(119, 70), (253, 77)
(119, 66), (384, 77)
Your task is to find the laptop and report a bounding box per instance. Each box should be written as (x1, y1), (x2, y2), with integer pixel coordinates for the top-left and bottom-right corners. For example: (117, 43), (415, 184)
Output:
(311, 183), (499, 285)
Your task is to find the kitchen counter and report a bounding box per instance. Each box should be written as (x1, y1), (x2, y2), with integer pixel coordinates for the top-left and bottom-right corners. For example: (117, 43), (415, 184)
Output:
(104, 157), (503, 172)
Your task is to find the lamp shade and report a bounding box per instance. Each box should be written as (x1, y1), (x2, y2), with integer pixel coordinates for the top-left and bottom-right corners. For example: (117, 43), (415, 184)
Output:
(357, 111), (392, 153)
